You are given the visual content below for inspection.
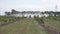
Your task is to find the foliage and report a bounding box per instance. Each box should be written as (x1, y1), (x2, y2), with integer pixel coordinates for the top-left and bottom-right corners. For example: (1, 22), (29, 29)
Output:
(43, 16), (60, 31)
(0, 16), (21, 26)
(5, 11), (11, 16)
(0, 18), (47, 34)
(34, 16), (44, 25)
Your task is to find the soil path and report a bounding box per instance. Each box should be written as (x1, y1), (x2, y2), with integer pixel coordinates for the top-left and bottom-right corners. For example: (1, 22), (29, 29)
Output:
(38, 23), (60, 34)
(17, 23), (29, 34)
(35, 17), (60, 34)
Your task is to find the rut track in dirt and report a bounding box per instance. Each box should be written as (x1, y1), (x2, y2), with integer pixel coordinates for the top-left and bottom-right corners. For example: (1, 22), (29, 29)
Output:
(38, 22), (60, 34)
(42, 25), (59, 34)
(34, 17), (60, 34)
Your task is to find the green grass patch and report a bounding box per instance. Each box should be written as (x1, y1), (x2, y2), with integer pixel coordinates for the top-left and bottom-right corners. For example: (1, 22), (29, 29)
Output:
(0, 18), (47, 34)
(43, 16), (60, 31)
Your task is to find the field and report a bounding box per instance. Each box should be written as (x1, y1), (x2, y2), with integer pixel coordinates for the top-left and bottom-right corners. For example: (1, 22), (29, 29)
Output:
(0, 16), (60, 34)
(0, 16), (47, 34)
(43, 16), (60, 31)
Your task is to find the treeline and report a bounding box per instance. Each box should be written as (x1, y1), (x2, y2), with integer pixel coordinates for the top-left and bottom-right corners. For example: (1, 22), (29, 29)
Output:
(41, 11), (60, 16)
(5, 9), (60, 17)
(5, 9), (19, 16)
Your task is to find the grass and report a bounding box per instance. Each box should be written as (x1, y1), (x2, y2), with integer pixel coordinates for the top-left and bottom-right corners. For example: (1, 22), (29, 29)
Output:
(43, 16), (60, 31)
(0, 16), (21, 26)
(0, 18), (47, 34)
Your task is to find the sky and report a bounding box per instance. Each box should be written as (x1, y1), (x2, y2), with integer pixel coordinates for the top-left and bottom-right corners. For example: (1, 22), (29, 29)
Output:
(0, 0), (60, 15)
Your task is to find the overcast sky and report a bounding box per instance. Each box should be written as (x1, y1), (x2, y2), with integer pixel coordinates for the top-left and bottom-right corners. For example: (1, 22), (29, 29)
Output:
(0, 0), (60, 15)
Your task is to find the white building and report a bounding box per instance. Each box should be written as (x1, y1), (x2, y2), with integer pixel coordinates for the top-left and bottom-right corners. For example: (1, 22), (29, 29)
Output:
(10, 11), (49, 18)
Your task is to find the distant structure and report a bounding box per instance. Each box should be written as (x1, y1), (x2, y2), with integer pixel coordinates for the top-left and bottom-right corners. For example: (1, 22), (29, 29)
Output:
(55, 5), (57, 11)
(10, 11), (43, 18)
(5, 9), (50, 18)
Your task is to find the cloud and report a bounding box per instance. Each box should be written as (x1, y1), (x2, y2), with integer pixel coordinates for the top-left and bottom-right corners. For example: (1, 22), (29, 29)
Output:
(0, 4), (57, 11)
(41, 0), (48, 2)
(0, 1), (60, 11)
